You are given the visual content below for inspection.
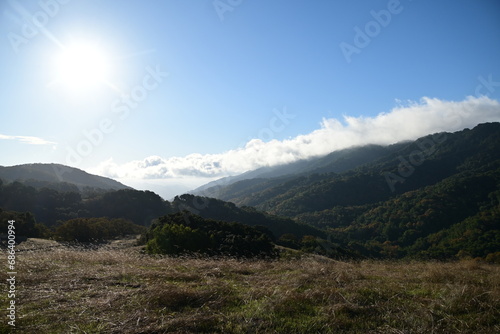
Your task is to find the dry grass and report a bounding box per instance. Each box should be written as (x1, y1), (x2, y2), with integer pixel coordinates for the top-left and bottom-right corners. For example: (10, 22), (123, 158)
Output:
(0, 239), (499, 333)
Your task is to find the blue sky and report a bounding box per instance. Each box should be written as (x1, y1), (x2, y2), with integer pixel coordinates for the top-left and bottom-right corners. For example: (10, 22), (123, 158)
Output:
(1, 0), (500, 198)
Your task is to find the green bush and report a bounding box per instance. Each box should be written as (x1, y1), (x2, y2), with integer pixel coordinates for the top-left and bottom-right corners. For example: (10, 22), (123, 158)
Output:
(144, 211), (276, 258)
(146, 223), (208, 255)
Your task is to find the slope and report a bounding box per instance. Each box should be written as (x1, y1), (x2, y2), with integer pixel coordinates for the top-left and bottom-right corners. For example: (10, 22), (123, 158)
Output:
(193, 143), (406, 201)
(208, 123), (500, 216)
(190, 123), (500, 259)
(0, 163), (130, 193)
(169, 194), (325, 241)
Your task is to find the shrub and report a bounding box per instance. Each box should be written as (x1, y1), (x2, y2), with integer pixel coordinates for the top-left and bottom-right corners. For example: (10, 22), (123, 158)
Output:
(144, 211), (276, 258)
(485, 251), (500, 264)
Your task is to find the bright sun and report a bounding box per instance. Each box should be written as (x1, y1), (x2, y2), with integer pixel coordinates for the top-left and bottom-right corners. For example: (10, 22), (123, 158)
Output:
(54, 42), (110, 92)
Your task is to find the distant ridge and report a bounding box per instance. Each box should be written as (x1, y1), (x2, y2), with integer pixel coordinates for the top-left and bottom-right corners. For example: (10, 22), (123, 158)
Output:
(191, 143), (407, 200)
(192, 122), (500, 210)
(0, 163), (131, 192)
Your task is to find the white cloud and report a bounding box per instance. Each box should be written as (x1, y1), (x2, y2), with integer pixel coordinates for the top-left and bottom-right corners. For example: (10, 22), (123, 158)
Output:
(90, 96), (500, 191)
(0, 134), (56, 145)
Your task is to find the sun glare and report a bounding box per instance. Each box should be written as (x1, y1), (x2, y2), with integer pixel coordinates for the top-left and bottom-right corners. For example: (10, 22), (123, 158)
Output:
(54, 42), (110, 92)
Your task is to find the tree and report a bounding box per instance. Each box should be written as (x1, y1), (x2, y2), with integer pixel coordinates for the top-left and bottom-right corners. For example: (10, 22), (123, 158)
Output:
(54, 218), (145, 242)
(146, 224), (208, 255)
(144, 212), (276, 258)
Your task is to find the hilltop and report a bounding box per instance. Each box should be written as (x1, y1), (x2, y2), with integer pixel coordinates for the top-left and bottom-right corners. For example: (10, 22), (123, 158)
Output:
(0, 163), (131, 194)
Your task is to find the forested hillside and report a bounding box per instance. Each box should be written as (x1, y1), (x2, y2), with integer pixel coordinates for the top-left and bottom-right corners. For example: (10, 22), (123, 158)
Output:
(170, 194), (324, 241)
(0, 182), (170, 228)
(201, 123), (500, 213)
(0, 163), (130, 194)
(193, 143), (407, 200)
(193, 123), (500, 259)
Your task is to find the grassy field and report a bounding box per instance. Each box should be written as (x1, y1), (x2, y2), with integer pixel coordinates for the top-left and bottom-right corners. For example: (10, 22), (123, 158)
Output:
(1, 238), (499, 333)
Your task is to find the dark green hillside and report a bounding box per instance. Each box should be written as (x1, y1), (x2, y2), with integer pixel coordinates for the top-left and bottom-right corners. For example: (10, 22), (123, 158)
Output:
(193, 123), (500, 260)
(0, 180), (83, 225)
(319, 169), (500, 259)
(170, 194), (325, 240)
(0, 180), (170, 227)
(301, 143), (405, 175)
(195, 143), (405, 201)
(204, 123), (500, 217)
(84, 189), (172, 226)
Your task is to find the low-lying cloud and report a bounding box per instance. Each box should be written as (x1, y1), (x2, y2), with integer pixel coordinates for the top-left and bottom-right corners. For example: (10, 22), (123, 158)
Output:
(91, 96), (500, 187)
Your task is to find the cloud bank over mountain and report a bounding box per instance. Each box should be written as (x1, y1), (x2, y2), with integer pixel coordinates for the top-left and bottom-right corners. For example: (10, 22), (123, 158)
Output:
(90, 96), (500, 190)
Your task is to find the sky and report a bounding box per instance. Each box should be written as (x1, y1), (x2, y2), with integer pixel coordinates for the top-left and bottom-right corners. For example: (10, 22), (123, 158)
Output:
(1, 0), (500, 199)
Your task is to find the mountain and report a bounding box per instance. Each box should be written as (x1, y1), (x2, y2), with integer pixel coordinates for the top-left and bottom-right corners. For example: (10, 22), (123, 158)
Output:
(0, 163), (131, 193)
(0, 164), (171, 227)
(0, 180), (170, 227)
(1, 124), (499, 260)
(190, 123), (500, 259)
(192, 143), (408, 199)
(264, 122), (500, 217)
(194, 123), (500, 212)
